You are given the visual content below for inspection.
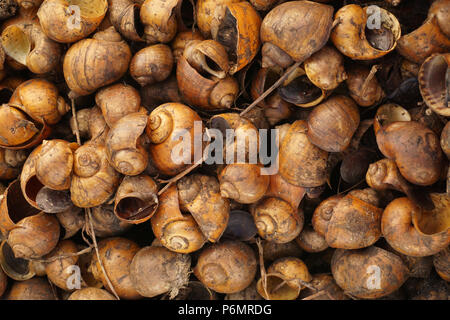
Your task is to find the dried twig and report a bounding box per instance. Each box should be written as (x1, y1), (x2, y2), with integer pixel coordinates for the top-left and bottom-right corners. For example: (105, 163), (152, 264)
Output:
(86, 208), (120, 300)
(361, 65), (379, 97)
(240, 61), (302, 117)
(71, 98), (81, 145)
(256, 238), (270, 299)
(27, 246), (93, 263)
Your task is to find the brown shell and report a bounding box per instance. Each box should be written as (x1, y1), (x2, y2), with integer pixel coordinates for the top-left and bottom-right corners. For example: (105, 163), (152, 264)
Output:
(304, 46), (347, 91)
(6, 277), (56, 300)
(331, 4), (401, 60)
(442, 122), (450, 159)
(0, 240), (35, 281)
(418, 53), (450, 117)
(35, 140), (77, 191)
(194, 240), (257, 294)
(114, 174), (159, 224)
(251, 197), (304, 244)
(109, 0), (144, 42)
(296, 226), (328, 253)
(346, 65), (385, 107)
(307, 95), (360, 153)
(264, 173), (306, 210)
(96, 83), (141, 128)
(212, 1), (261, 74)
(147, 103), (203, 176)
(219, 163), (270, 204)
(376, 121), (444, 186)
(171, 30), (204, 62)
(397, 16), (450, 64)
(151, 185), (206, 254)
(257, 257), (312, 300)
(433, 246), (450, 282)
(1, 18), (62, 74)
(20, 145), (45, 209)
(177, 56), (238, 110)
(0, 179), (40, 235)
(140, 0), (178, 44)
(7, 212), (60, 259)
(37, 0), (108, 43)
(184, 39), (229, 79)
(45, 240), (81, 291)
(381, 194), (450, 257)
(278, 120), (329, 188)
(130, 245), (191, 298)
(331, 246), (409, 299)
(0, 148), (25, 180)
(261, 1), (333, 63)
(140, 75), (183, 108)
(177, 174), (230, 242)
(9, 79), (70, 125)
(312, 195), (345, 237)
(130, 44), (174, 87)
(71, 143), (121, 208)
(90, 204), (133, 238)
(68, 287), (116, 300)
(366, 158), (413, 196)
(105, 112), (148, 176)
(325, 192), (383, 249)
(196, 0), (240, 39)
(63, 27), (132, 97)
(0, 104), (51, 150)
(56, 206), (84, 239)
(373, 103), (411, 135)
(90, 237), (142, 300)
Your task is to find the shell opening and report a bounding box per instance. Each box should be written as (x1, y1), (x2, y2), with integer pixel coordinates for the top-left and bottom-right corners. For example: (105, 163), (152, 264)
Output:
(178, 0), (195, 30)
(0, 241), (33, 280)
(222, 210), (257, 241)
(1, 25), (30, 66)
(0, 88), (13, 104)
(67, 0), (107, 18)
(116, 195), (158, 222)
(375, 104), (411, 131)
(216, 8), (237, 66)
(132, 5), (145, 39)
(413, 194), (450, 235)
(9, 180), (40, 223)
(420, 55), (449, 114)
(364, 7), (401, 52)
(258, 275), (300, 300)
(278, 75), (322, 105)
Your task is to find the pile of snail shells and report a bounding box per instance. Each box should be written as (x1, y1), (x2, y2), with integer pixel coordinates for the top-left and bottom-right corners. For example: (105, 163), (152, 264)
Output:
(0, 0), (448, 301)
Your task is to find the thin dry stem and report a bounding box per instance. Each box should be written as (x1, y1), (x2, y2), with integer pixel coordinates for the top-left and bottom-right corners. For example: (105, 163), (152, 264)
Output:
(86, 208), (120, 300)
(256, 238), (270, 300)
(240, 61), (302, 117)
(27, 246), (93, 263)
(361, 65), (379, 97)
(71, 98), (81, 145)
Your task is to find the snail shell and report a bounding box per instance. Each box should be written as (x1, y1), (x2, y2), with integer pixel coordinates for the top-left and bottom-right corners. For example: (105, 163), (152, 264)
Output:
(295, 226), (328, 253)
(45, 240), (82, 291)
(151, 185), (206, 254)
(1, 18), (61, 74)
(0, 179), (41, 234)
(418, 53), (450, 117)
(331, 4), (401, 60)
(140, 0), (179, 44)
(373, 103), (411, 135)
(346, 65), (385, 107)
(251, 197), (304, 244)
(37, 0), (108, 43)
(56, 206), (84, 239)
(90, 237), (142, 300)
(105, 112), (148, 176)
(130, 245), (191, 298)
(219, 163), (270, 204)
(95, 83), (141, 128)
(0, 148), (26, 180)
(278, 120), (329, 188)
(63, 27), (132, 97)
(382, 194), (450, 257)
(331, 246), (409, 299)
(90, 204), (132, 238)
(114, 174), (159, 224)
(71, 142), (121, 208)
(441, 122), (450, 160)
(312, 195), (345, 238)
(9, 79), (70, 125)
(108, 0), (144, 42)
(257, 257), (312, 300)
(130, 44), (174, 87)
(0, 240), (35, 281)
(194, 240), (257, 294)
(68, 287), (116, 300)
(0, 104), (51, 150)
(196, 0), (240, 39)
(7, 212), (60, 259)
(261, 1), (333, 65)
(433, 246), (450, 282)
(171, 30), (204, 62)
(376, 121), (444, 186)
(6, 277), (56, 300)
(306, 95), (360, 153)
(147, 103), (203, 176)
(264, 173), (306, 210)
(35, 140), (78, 191)
(177, 174), (230, 242)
